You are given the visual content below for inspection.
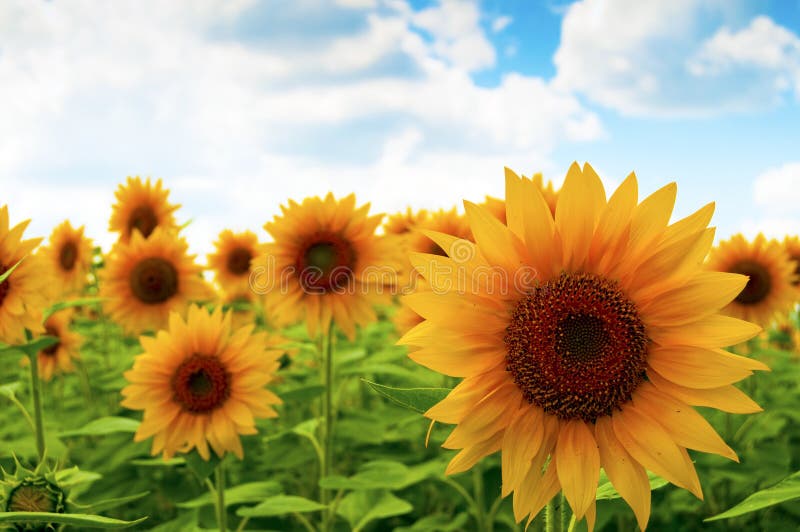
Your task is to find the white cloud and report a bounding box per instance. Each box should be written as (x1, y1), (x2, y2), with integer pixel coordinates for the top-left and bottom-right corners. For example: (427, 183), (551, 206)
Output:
(492, 16), (512, 33)
(553, 0), (800, 116)
(753, 162), (800, 214)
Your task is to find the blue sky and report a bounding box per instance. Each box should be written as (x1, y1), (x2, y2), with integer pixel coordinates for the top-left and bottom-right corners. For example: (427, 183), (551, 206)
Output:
(1, 0), (799, 255)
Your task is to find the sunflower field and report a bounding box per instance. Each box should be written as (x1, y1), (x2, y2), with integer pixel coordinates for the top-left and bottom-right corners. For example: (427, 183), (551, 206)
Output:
(1, 166), (799, 532)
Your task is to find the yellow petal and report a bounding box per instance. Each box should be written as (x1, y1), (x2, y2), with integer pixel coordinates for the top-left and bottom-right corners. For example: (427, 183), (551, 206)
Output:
(445, 430), (503, 475)
(649, 314), (762, 349)
(555, 420), (600, 519)
(556, 162), (604, 270)
(648, 345), (769, 389)
(648, 371), (763, 413)
(595, 417), (651, 531)
(464, 200), (525, 275)
(625, 182), (677, 265)
(588, 171), (637, 272)
(502, 407), (545, 497)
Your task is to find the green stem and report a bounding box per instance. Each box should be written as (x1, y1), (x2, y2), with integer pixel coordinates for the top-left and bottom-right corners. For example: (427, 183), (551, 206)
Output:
(2, 391), (36, 435)
(559, 493), (569, 532)
(293, 512), (317, 532)
(234, 516), (250, 532)
(485, 494), (504, 532)
(215, 462), (227, 532)
(545, 497), (557, 532)
(472, 467), (486, 531)
(24, 331), (46, 463)
(320, 323), (335, 530)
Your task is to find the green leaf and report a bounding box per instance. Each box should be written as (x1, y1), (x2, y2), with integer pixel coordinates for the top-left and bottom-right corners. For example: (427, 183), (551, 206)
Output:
(129, 457), (186, 467)
(183, 450), (220, 482)
(0, 258), (24, 284)
(0, 336), (60, 357)
(0, 382), (22, 399)
(595, 470), (668, 500)
(279, 384), (325, 403)
(177, 481), (282, 508)
(362, 379), (450, 414)
(336, 490), (412, 532)
(236, 495), (327, 517)
(0, 513), (147, 529)
(76, 492), (151, 514)
(59, 417), (140, 437)
(320, 460), (409, 490)
(43, 297), (106, 321)
(706, 470), (800, 521)
(55, 467), (103, 488)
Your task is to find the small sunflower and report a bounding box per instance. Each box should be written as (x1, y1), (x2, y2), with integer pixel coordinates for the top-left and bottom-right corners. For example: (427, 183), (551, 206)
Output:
(707, 234), (797, 327)
(253, 193), (392, 340)
(100, 227), (209, 335)
(383, 208), (429, 235)
(121, 305), (282, 460)
(33, 309), (81, 382)
(783, 236), (800, 288)
(207, 230), (259, 298)
(402, 163), (765, 530)
(109, 176), (180, 242)
(41, 220), (93, 297)
(0, 206), (49, 344)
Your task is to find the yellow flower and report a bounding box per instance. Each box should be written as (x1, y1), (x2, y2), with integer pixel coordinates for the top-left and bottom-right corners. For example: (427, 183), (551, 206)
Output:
(408, 208), (472, 257)
(0, 206), (49, 344)
(121, 305), (282, 460)
(707, 234), (797, 327)
(401, 163), (765, 530)
(207, 230), (259, 299)
(100, 228), (209, 335)
(783, 236), (800, 288)
(480, 196), (507, 224)
(33, 309), (81, 381)
(254, 193), (392, 340)
(109, 176), (179, 242)
(41, 221), (93, 297)
(383, 208), (429, 235)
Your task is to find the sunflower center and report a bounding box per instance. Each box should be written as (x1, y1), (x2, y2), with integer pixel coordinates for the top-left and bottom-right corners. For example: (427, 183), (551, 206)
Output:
(41, 325), (60, 356)
(730, 260), (772, 305)
(6, 478), (65, 514)
(504, 272), (649, 422)
(171, 354), (231, 414)
(59, 241), (78, 271)
(297, 234), (355, 292)
(0, 264), (10, 307)
(226, 247), (252, 276)
(129, 257), (179, 304)
(128, 205), (158, 238)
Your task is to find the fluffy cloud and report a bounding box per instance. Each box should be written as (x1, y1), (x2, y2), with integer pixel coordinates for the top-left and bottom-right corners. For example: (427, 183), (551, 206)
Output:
(553, 0), (800, 116)
(0, 0), (602, 255)
(739, 162), (800, 239)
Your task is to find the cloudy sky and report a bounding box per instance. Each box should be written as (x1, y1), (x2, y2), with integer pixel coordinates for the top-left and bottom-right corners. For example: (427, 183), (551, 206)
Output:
(2, 0), (799, 256)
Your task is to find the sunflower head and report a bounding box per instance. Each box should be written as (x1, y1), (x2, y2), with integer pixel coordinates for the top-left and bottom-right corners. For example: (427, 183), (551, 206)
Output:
(121, 305), (283, 460)
(0, 206), (49, 344)
(707, 233), (797, 327)
(254, 193), (392, 340)
(383, 208), (429, 235)
(401, 163), (765, 530)
(100, 227), (209, 335)
(41, 220), (93, 297)
(109, 177), (180, 242)
(783, 236), (800, 287)
(207, 230), (260, 299)
(0, 458), (66, 532)
(28, 309), (81, 382)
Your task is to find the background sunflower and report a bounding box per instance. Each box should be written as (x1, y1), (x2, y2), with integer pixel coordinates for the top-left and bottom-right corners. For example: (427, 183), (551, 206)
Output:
(109, 177), (180, 242)
(207, 229), (259, 299)
(40, 220), (93, 298)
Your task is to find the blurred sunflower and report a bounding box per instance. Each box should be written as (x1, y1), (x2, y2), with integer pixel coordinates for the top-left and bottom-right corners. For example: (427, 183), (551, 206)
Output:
(41, 221), (93, 297)
(409, 208), (472, 257)
(783, 236), (800, 287)
(207, 230), (259, 298)
(109, 176), (180, 241)
(121, 305), (282, 460)
(254, 193), (391, 340)
(100, 228), (209, 335)
(480, 196), (507, 224)
(401, 163), (765, 530)
(31, 309), (81, 381)
(383, 208), (429, 235)
(707, 234), (797, 327)
(0, 206), (49, 344)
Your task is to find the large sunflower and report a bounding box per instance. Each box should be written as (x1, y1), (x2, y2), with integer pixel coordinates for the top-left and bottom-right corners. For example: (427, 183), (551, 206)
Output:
(41, 220), (93, 297)
(401, 163), (765, 530)
(207, 230), (259, 299)
(100, 227), (209, 335)
(253, 193), (391, 340)
(32, 309), (81, 381)
(707, 234), (797, 327)
(109, 176), (180, 242)
(121, 305), (282, 460)
(0, 206), (49, 344)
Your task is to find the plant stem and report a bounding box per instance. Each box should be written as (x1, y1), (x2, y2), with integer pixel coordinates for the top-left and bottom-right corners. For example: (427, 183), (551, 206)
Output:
(472, 466), (487, 531)
(215, 462), (227, 532)
(24, 331), (46, 463)
(320, 323), (335, 530)
(559, 493), (569, 532)
(545, 497), (557, 532)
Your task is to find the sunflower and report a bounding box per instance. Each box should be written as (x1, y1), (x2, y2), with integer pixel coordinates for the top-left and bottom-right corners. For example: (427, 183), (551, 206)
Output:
(207, 230), (260, 299)
(31, 309), (81, 381)
(707, 234), (797, 328)
(408, 208), (472, 257)
(783, 236), (800, 288)
(109, 176), (180, 241)
(383, 208), (429, 235)
(121, 305), (282, 460)
(401, 163), (765, 530)
(41, 220), (93, 297)
(0, 206), (49, 344)
(100, 227), (209, 335)
(253, 193), (392, 340)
